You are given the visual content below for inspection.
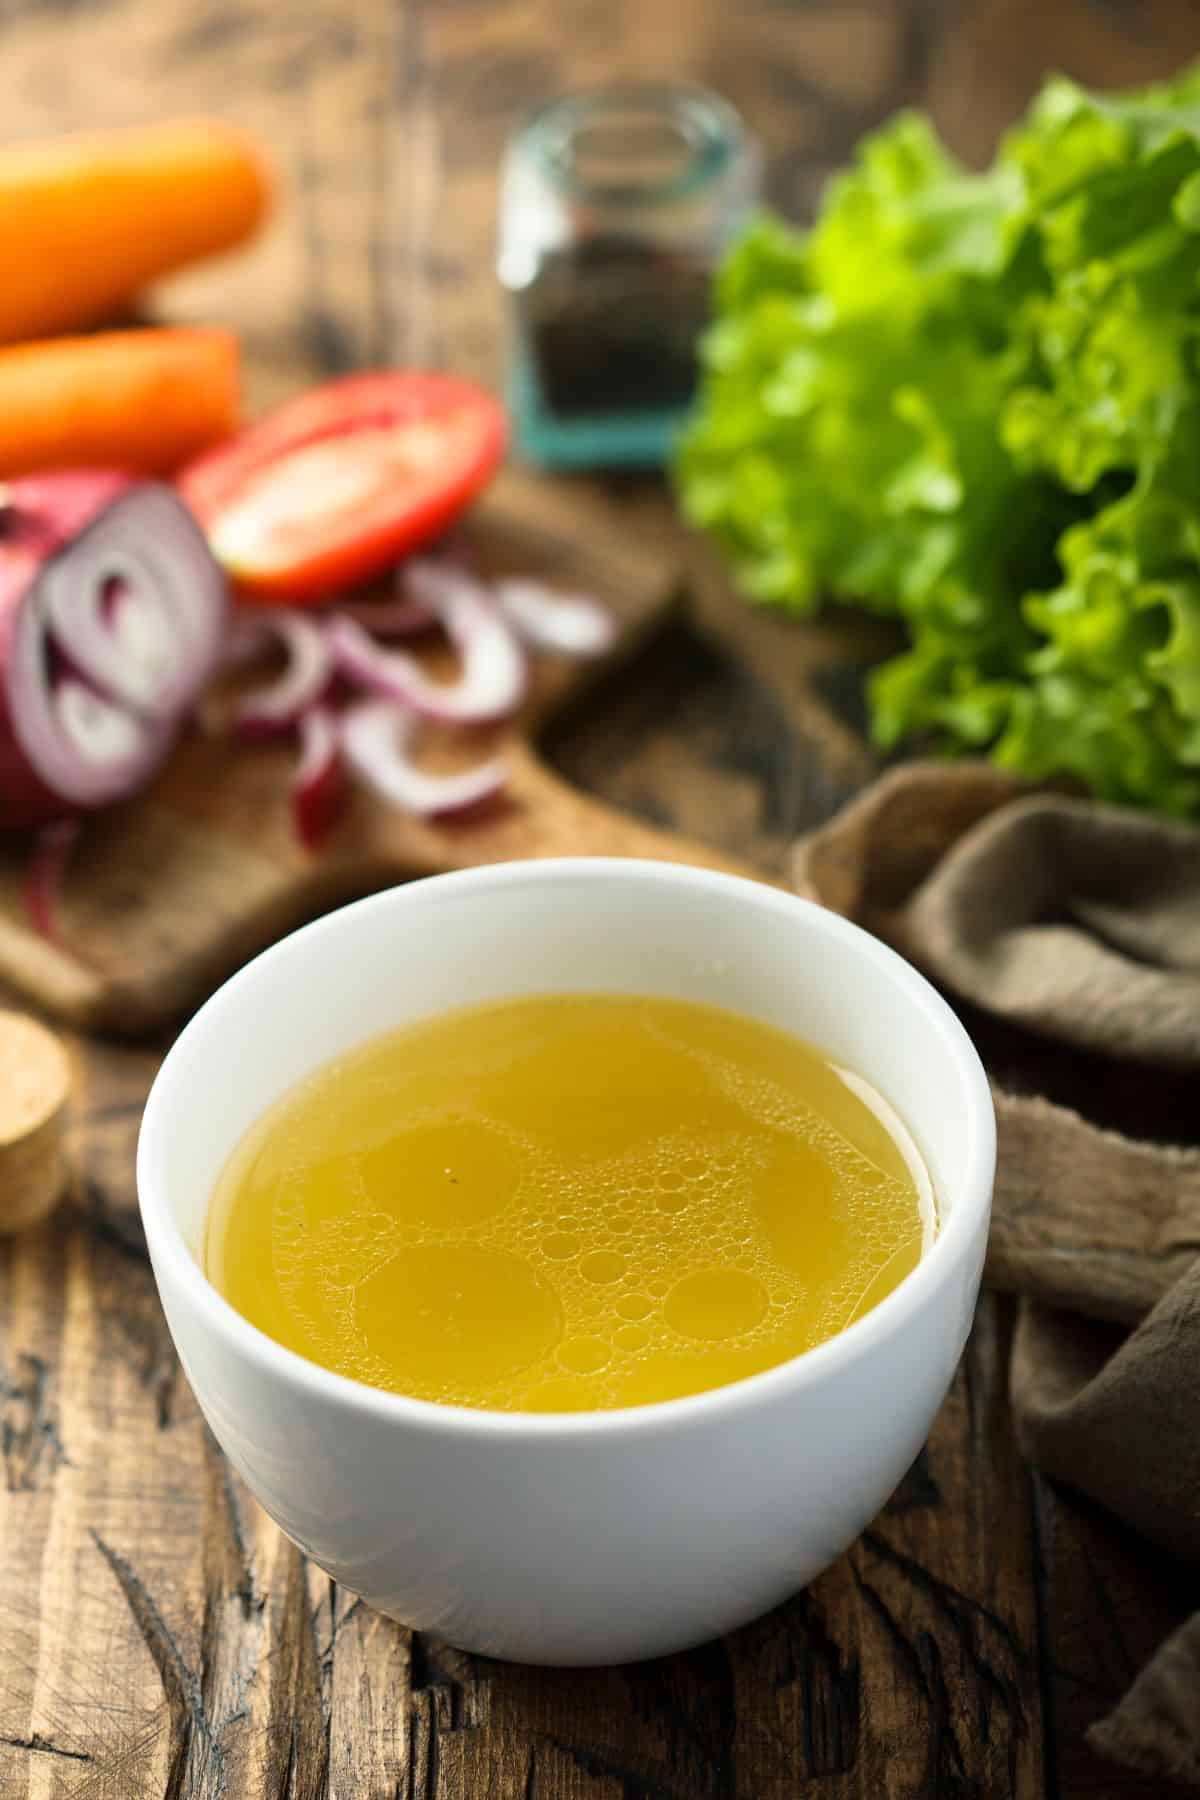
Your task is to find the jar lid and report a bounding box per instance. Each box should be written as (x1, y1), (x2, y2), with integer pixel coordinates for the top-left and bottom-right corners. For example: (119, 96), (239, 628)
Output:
(523, 82), (751, 210)
(499, 83), (760, 291)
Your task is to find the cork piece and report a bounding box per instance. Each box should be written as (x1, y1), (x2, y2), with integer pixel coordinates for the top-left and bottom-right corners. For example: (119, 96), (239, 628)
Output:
(0, 1009), (71, 1232)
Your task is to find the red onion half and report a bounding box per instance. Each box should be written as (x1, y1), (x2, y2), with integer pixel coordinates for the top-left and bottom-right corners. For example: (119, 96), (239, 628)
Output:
(1, 474), (227, 829)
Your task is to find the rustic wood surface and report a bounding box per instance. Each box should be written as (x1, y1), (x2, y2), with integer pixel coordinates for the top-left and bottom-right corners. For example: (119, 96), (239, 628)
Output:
(2, 1), (1200, 1796)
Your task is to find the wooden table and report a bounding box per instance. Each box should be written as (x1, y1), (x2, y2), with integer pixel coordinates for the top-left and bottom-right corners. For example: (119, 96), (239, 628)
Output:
(2, 2), (1199, 1794)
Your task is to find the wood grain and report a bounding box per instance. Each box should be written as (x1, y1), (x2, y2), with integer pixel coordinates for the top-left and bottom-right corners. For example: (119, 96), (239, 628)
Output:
(2, 0), (1198, 1795)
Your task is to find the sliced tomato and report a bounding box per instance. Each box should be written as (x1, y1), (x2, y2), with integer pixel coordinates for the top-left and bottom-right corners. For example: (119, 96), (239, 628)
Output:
(178, 371), (507, 605)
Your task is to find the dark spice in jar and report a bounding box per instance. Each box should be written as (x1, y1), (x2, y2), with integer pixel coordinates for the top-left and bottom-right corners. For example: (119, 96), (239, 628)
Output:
(520, 235), (713, 419)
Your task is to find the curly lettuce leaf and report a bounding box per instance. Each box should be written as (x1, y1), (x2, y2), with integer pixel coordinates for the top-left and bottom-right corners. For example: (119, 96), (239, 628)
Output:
(676, 63), (1200, 815)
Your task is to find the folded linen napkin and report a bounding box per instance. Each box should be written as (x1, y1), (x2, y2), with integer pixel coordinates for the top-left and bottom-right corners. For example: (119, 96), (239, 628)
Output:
(794, 763), (1200, 1786)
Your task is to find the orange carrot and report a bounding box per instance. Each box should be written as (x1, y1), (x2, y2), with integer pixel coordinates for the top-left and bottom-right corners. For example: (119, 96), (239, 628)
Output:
(0, 119), (269, 344)
(0, 328), (240, 478)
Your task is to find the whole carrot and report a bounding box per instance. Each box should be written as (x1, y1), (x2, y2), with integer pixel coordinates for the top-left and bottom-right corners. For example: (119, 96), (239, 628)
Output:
(0, 119), (269, 344)
(0, 328), (240, 477)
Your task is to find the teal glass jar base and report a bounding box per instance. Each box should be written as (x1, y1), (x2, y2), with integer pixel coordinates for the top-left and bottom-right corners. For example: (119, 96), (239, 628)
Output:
(507, 364), (690, 470)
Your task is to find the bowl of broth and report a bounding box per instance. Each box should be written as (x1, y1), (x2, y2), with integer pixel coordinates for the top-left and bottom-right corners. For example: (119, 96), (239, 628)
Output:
(138, 859), (994, 1665)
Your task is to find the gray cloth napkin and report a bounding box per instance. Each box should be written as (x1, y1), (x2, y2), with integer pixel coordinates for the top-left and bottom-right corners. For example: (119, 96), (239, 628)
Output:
(795, 763), (1200, 1787)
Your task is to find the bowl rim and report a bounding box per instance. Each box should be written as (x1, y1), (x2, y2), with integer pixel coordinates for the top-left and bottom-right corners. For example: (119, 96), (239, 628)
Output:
(137, 857), (995, 1442)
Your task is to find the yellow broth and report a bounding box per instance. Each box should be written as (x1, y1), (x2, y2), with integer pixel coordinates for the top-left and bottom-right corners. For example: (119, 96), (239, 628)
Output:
(206, 993), (934, 1411)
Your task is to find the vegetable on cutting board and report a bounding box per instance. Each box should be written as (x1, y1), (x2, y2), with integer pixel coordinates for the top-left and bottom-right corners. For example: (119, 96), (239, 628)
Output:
(179, 371), (508, 603)
(0, 118), (269, 344)
(0, 328), (240, 478)
(0, 1010), (71, 1234)
(220, 563), (615, 843)
(0, 471), (227, 829)
(676, 61), (1200, 817)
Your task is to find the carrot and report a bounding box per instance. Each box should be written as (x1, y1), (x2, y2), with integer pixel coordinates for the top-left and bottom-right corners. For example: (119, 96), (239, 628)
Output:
(0, 119), (269, 344)
(0, 328), (240, 478)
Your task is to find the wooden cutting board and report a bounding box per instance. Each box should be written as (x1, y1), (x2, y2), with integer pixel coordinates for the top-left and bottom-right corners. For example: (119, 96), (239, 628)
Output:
(0, 471), (763, 1034)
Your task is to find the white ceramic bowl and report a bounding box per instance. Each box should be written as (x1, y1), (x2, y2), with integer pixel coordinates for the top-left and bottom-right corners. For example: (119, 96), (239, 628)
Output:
(138, 859), (994, 1666)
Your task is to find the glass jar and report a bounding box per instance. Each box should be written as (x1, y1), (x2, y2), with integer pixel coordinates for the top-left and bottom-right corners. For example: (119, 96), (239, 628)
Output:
(498, 83), (760, 469)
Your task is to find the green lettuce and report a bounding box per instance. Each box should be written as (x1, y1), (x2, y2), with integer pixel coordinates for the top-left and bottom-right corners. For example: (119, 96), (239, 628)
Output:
(675, 66), (1200, 814)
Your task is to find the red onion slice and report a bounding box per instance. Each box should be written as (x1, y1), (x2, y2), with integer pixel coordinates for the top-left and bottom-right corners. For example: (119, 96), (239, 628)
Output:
(327, 562), (525, 724)
(340, 700), (506, 817)
(336, 591), (436, 639)
(234, 613), (332, 736)
(291, 705), (342, 849)
(1, 476), (227, 827)
(220, 612), (272, 669)
(493, 578), (616, 658)
(22, 817), (80, 942)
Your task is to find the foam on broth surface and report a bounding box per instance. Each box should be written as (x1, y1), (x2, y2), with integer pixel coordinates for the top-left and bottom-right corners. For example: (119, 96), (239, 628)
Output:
(206, 993), (934, 1411)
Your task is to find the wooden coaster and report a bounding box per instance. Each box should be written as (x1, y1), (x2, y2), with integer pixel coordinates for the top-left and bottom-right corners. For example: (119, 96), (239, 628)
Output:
(0, 1010), (71, 1232)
